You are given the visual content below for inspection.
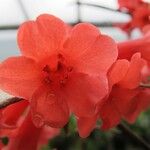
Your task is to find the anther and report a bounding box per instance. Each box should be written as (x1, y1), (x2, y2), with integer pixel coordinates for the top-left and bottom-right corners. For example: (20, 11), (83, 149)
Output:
(58, 53), (63, 59)
(64, 74), (68, 79)
(67, 66), (73, 72)
(44, 77), (52, 84)
(57, 61), (63, 71)
(60, 79), (66, 85)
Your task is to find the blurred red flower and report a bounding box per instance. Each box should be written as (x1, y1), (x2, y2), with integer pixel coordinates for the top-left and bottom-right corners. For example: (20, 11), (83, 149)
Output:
(118, 0), (142, 12)
(118, 31), (150, 61)
(0, 100), (59, 150)
(116, 0), (150, 34)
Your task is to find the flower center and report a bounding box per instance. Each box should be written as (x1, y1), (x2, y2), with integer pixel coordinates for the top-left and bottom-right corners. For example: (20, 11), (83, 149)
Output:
(42, 54), (73, 87)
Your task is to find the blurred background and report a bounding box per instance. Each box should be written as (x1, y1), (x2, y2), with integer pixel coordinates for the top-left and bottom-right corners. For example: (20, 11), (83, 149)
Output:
(0, 0), (149, 150)
(0, 0), (142, 61)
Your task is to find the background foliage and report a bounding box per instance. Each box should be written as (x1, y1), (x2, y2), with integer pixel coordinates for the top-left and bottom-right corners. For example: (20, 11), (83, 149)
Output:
(40, 110), (150, 150)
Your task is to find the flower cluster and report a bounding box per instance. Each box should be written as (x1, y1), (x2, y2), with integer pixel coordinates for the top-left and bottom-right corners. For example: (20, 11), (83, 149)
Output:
(0, 14), (149, 149)
(116, 0), (150, 34)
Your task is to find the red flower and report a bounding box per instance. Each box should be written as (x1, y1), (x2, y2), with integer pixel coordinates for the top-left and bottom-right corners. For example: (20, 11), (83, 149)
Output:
(101, 53), (146, 129)
(0, 100), (28, 137)
(118, 33), (150, 61)
(77, 53), (147, 137)
(118, 0), (142, 11)
(4, 113), (59, 150)
(124, 88), (150, 123)
(0, 14), (118, 128)
(130, 4), (150, 31)
(117, 0), (150, 34)
(0, 100), (59, 150)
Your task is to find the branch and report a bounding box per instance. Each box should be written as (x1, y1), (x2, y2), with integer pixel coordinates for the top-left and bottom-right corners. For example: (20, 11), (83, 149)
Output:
(0, 21), (125, 30)
(0, 97), (23, 109)
(117, 123), (150, 150)
(71, 21), (118, 27)
(77, 2), (130, 15)
(0, 25), (19, 30)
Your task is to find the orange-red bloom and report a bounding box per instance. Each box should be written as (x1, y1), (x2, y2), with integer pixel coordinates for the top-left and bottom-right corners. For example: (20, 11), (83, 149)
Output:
(77, 53), (150, 138)
(100, 53), (145, 130)
(118, 0), (142, 12)
(0, 14), (118, 129)
(0, 100), (59, 150)
(118, 32), (150, 61)
(117, 0), (150, 34)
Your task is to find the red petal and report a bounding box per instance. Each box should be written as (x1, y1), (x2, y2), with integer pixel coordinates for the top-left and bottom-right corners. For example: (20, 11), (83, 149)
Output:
(31, 86), (69, 128)
(100, 87), (139, 130)
(6, 113), (42, 150)
(100, 99), (121, 130)
(118, 37), (150, 61)
(118, 0), (141, 10)
(38, 126), (59, 149)
(0, 56), (41, 99)
(124, 89), (150, 123)
(1, 100), (28, 127)
(0, 141), (4, 149)
(64, 73), (108, 117)
(139, 43), (150, 62)
(108, 59), (129, 86)
(63, 23), (118, 75)
(118, 53), (145, 89)
(18, 14), (67, 61)
(110, 87), (139, 114)
(118, 40), (138, 60)
(63, 23), (100, 57)
(77, 115), (98, 138)
(0, 100), (28, 137)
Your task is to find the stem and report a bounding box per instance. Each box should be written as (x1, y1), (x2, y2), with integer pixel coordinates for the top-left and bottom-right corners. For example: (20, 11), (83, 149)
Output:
(140, 83), (150, 88)
(118, 123), (150, 150)
(0, 97), (23, 109)
(77, 2), (129, 15)
(76, 0), (81, 23)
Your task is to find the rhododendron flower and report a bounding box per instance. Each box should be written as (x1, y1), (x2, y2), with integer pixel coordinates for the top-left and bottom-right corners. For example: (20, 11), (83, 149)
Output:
(0, 100), (28, 137)
(4, 113), (59, 150)
(77, 53), (148, 137)
(0, 100), (59, 150)
(131, 4), (150, 30)
(0, 14), (118, 129)
(118, 32), (150, 61)
(125, 4), (150, 33)
(118, 0), (142, 12)
(117, 0), (150, 34)
(124, 88), (150, 123)
(102, 53), (150, 125)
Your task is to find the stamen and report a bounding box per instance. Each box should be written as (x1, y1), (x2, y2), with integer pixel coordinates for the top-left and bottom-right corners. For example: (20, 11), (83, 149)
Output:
(67, 66), (73, 72)
(44, 77), (52, 84)
(64, 74), (68, 79)
(43, 65), (50, 73)
(58, 53), (63, 59)
(57, 61), (63, 71)
(60, 79), (66, 85)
